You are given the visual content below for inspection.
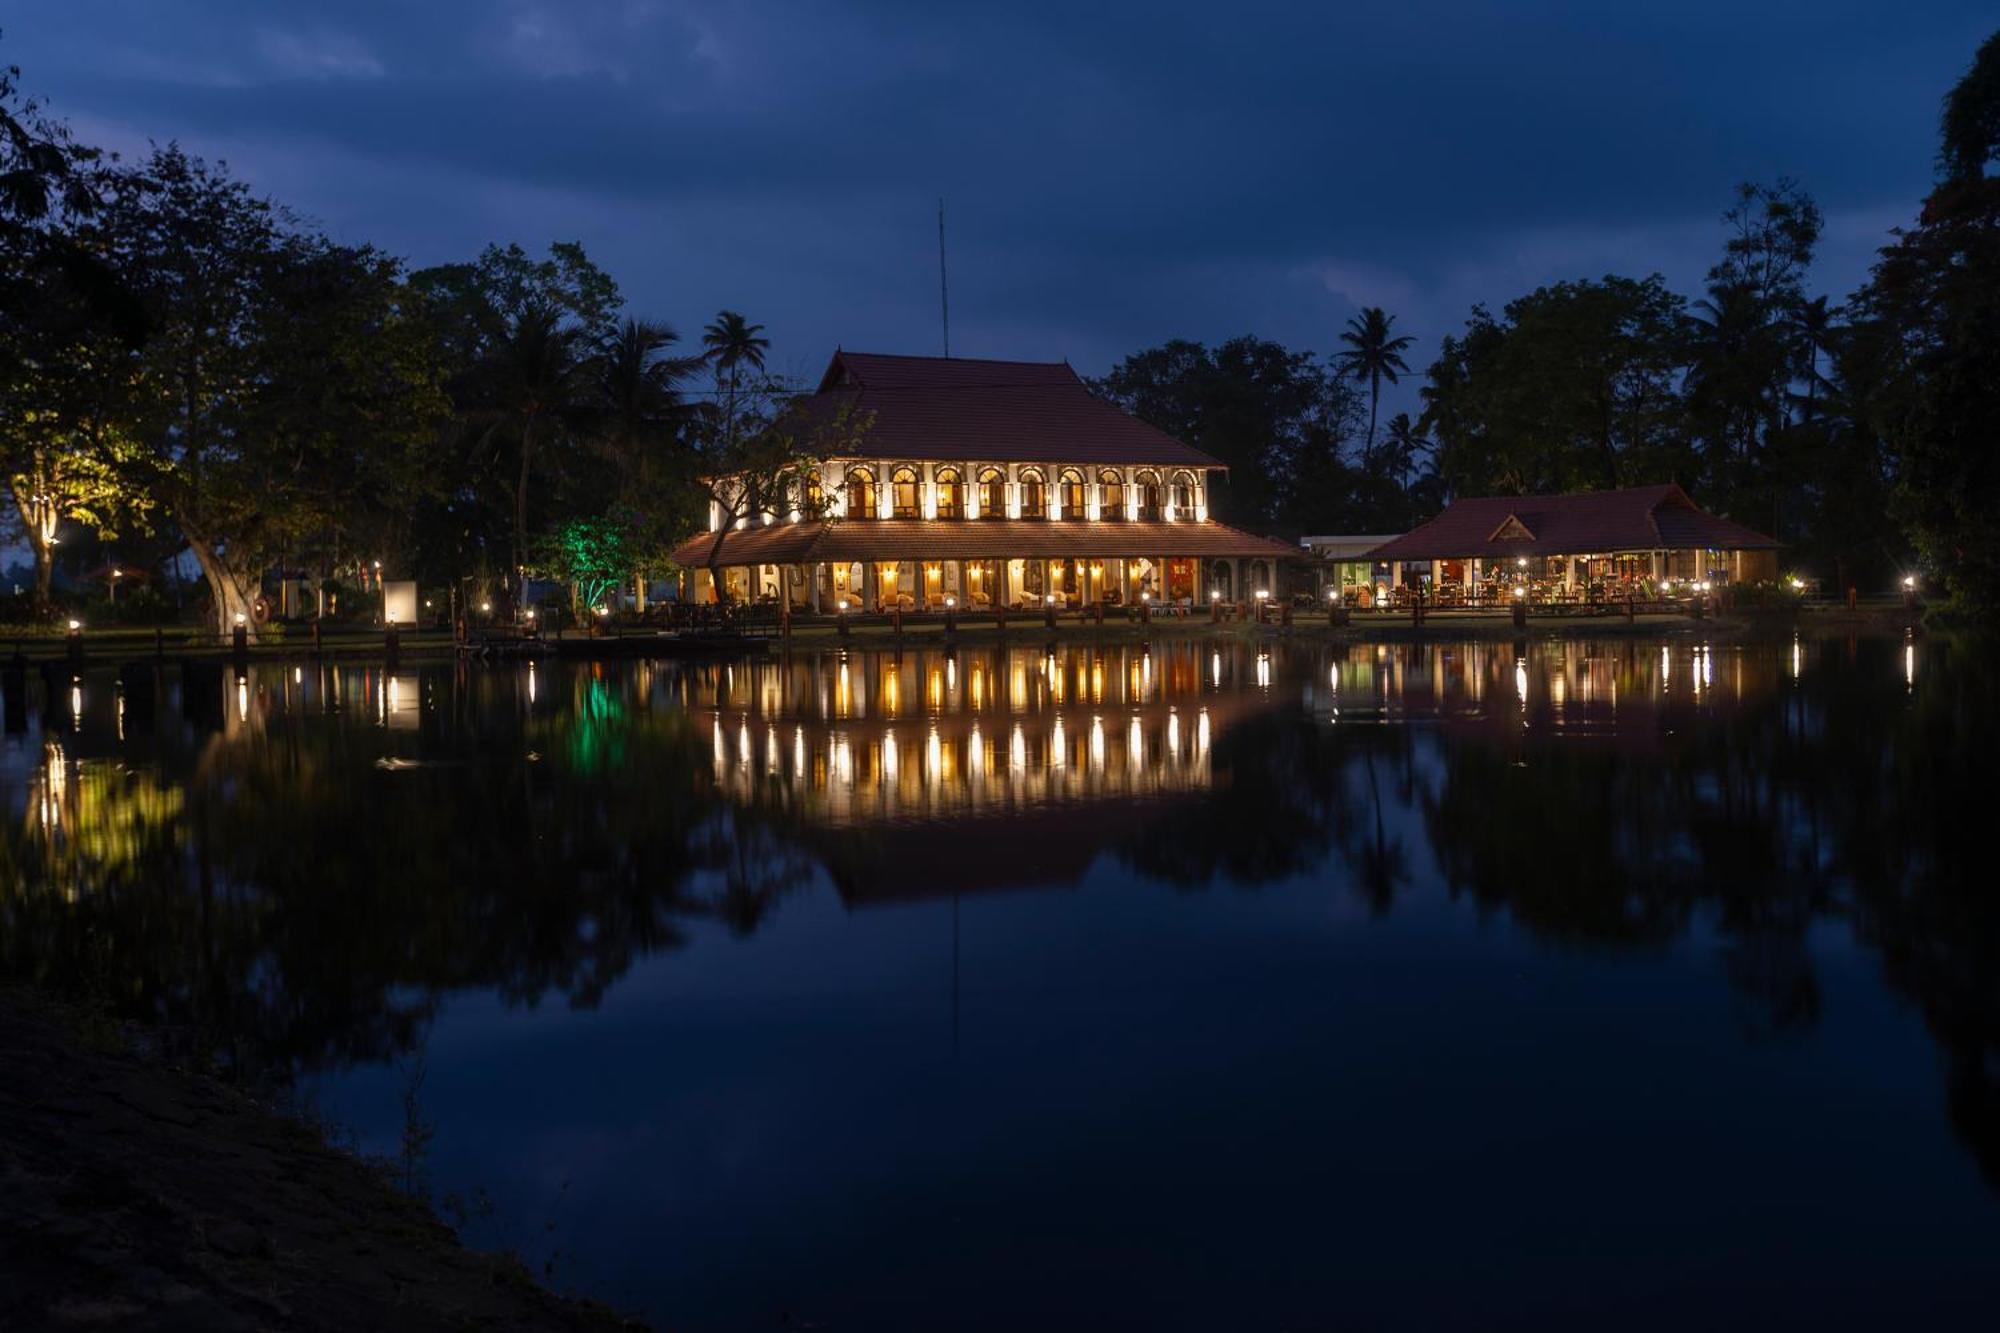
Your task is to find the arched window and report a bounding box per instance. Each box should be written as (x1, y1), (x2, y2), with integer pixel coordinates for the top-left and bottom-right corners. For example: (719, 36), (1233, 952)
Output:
(1170, 470), (1195, 517)
(1019, 468), (1047, 519)
(1059, 469), (1085, 518)
(1136, 470), (1163, 521)
(891, 465), (919, 518)
(979, 467), (1007, 519)
(804, 470), (824, 513)
(846, 467), (876, 519)
(1098, 469), (1126, 520)
(934, 467), (964, 519)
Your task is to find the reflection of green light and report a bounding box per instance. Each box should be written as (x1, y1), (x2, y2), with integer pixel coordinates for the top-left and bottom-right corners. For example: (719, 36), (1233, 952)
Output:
(566, 679), (628, 772)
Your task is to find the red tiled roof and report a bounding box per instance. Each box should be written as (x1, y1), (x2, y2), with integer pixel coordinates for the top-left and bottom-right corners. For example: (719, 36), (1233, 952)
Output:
(795, 350), (1220, 468)
(670, 519), (1299, 568)
(1366, 485), (1780, 561)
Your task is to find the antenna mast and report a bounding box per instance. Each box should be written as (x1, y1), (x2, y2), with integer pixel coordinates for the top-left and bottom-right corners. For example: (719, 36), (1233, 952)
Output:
(937, 197), (951, 358)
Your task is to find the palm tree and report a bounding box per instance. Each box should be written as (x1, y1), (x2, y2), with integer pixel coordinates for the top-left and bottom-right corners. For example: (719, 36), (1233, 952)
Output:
(465, 303), (596, 607)
(1379, 412), (1433, 497)
(1335, 306), (1414, 466)
(701, 310), (770, 450)
(596, 318), (697, 608)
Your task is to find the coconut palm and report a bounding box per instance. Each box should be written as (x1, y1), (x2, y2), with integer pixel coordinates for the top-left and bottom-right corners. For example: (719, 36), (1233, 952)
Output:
(463, 303), (597, 607)
(701, 310), (770, 449)
(1379, 412), (1433, 497)
(1335, 306), (1414, 465)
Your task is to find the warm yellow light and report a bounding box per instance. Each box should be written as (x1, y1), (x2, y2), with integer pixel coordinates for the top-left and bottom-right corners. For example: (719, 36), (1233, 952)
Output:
(1903, 575), (1917, 589)
(234, 612), (247, 625)
(1254, 589), (1269, 601)
(525, 608), (536, 620)
(66, 618), (80, 631)
(594, 606), (608, 617)
(1210, 590), (1220, 602)
(838, 598), (850, 611)
(1511, 585), (1525, 599)
(1044, 594), (1054, 604)
(944, 595), (956, 608)
(480, 600), (492, 613)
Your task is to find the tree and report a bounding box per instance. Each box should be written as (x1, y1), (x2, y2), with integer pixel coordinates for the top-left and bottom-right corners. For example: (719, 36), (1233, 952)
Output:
(1334, 306), (1413, 463)
(104, 146), (447, 634)
(532, 515), (634, 619)
(700, 309), (769, 451)
(592, 318), (702, 603)
(0, 51), (148, 612)
(411, 243), (624, 606)
(690, 395), (869, 599)
(1093, 336), (1361, 530)
(1420, 277), (1690, 497)
(1378, 412), (1432, 497)
(1867, 29), (2000, 608)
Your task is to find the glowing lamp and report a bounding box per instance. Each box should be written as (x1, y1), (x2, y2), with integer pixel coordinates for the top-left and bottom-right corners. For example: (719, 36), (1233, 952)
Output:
(594, 606), (608, 617)
(234, 612), (247, 626)
(524, 608), (536, 621)
(1903, 575), (1916, 589)
(1210, 590), (1220, 602)
(1515, 557), (1527, 568)
(944, 596), (956, 608)
(480, 600), (492, 613)
(1789, 578), (1804, 591)
(1511, 585), (1525, 599)
(66, 618), (81, 631)
(838, 599), (850, 611)
(1254, 589), (1269, 601)
(1044, 594), (1055, 605)
(1140, 591), (1151, 603)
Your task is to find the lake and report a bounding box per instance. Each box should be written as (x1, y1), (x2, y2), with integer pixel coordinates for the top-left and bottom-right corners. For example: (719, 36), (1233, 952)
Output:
(3, 632), (1996, 1329)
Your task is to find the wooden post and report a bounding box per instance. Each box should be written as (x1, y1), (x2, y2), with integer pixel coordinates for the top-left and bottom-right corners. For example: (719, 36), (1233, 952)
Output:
(1044, 599), (1057, 630)
(1511, 598), (1527, 630)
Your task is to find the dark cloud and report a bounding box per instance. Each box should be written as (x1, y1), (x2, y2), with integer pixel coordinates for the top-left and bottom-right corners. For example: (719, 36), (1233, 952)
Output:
(5, 1), (1990, 389)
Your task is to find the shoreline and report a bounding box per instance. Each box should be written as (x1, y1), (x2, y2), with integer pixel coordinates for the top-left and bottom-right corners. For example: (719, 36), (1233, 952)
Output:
(0, 604), (1929, 666)
(0, 987), (642, 1332)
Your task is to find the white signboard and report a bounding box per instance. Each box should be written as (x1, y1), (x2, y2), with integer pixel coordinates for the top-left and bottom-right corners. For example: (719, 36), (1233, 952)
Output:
(383, 580), (419, 626)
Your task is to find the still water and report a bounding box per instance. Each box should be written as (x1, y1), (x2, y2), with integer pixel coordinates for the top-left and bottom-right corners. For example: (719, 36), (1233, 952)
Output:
(2, 634), (1996, 1329)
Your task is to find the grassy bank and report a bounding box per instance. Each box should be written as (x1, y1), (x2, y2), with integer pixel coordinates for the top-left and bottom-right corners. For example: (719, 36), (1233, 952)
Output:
(0, 987), (642, 1331)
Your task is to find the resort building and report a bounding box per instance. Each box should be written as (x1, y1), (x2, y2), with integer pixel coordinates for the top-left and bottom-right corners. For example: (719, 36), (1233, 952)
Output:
(1357, 484), (1780, 604)
(670, 351), (1298, 610)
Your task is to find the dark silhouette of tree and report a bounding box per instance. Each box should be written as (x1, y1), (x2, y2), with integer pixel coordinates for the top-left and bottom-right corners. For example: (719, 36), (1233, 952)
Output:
(1335, 306), (1413, 464)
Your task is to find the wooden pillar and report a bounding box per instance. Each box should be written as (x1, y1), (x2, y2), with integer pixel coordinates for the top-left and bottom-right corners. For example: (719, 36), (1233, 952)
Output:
(809, 564), (823, 614)
(863, 561), (879, 611)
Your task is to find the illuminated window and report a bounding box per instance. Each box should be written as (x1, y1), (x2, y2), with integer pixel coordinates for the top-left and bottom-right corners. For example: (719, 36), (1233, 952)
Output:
(891, 465), (919, 518)
(935, 467), (963, 519)
(846, 467), (876, 518)
(979, 467), (1006, 519)
(1059, 469), (1085, 517)
(1098, 469), (1126, 520)
(1019, 468), (1047, 518)
(804, 471), (824, 512)
(1136, 470), (1163, 521)
(1171, 470), (1195, 516)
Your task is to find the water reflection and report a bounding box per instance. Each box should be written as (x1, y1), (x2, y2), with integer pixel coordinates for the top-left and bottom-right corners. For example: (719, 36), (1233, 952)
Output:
(2, 632), (1998, 1289)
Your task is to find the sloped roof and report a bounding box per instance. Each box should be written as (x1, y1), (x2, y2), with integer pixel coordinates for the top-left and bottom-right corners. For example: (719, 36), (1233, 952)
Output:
(1366, 484), (1780, 561)
(670, 518), (1299, 569)
(798, 350), (1220, 468)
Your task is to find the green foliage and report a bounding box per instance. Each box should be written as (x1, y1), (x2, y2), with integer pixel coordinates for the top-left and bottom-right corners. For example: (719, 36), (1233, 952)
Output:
(1093, 336), (1370, 531)
(531, 515), (635, 616)
(1866, 31), (2000, 610)
(1422, 275), (1691, 496)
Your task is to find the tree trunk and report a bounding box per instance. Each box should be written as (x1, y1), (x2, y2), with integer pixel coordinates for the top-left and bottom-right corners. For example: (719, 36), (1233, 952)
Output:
(7, 486), (55, 618)
(183, 527), (260, 639)
(513, 417), (537, 610)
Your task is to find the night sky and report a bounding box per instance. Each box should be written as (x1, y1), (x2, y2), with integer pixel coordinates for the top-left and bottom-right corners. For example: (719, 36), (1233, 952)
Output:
(7, 2), (1992, 398)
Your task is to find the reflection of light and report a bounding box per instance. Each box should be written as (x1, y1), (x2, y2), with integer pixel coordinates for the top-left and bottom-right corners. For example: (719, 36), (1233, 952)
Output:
(969, 722), (984, 778)
(1010, 723), (1027, 776)
(237, 674), (250, 723)
(883, 729), (899, 783)
(1089, 715), (1105, 773)
(1210, 651), (1221, 688)
(69, 679), (82, 728)
(713, 716), (726, 773)
(1905, 633), (1916, 690)
(527, 662), (537, 703)
(1255, 652), (1270, 690)
(1196, 707), (1210, 761)
(1128, 714), (1143, 768)
(1514, 657), (1528, 706)
(1167, 709), (1180, 757)
(1051, 715), (1067, 769)
(1790, 637), (1802, 680)
(926, 727), (942, 784)
(794, 725), (806, 776)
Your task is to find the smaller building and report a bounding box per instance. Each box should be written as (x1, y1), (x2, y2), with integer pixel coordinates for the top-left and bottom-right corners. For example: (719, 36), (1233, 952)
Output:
(1299, 534), (1405, 604)
(1362, 484), (1779, 603)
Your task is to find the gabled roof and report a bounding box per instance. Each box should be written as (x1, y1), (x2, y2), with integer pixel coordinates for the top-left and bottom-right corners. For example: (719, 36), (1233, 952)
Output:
(1366, 484), (1780, 561)
(798, 350), (1221, 468)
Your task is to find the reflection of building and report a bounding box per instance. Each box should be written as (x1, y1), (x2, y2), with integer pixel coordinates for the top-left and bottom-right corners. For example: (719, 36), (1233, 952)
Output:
(670, 352), (1297, 609)
(1364, 485), (1780, 598)
(687, 643), (1291, 825)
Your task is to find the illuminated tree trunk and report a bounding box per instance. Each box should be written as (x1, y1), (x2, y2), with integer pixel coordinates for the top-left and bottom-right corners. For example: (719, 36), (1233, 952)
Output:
(183, 527), (260, 639)
(8, 481), (59, 617)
